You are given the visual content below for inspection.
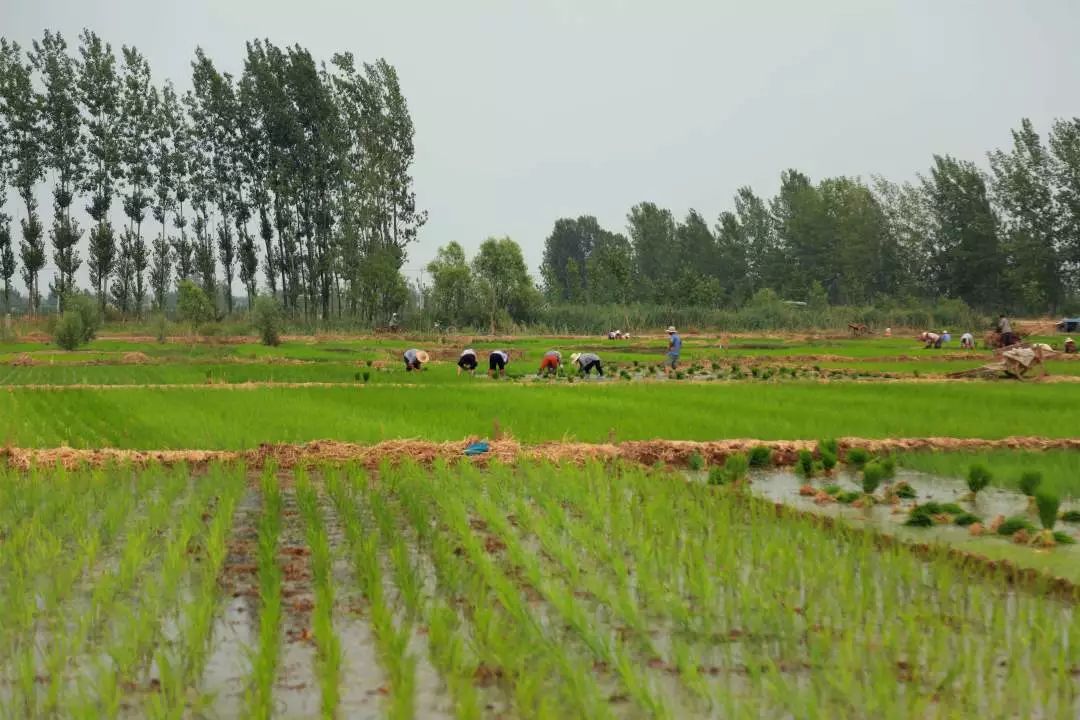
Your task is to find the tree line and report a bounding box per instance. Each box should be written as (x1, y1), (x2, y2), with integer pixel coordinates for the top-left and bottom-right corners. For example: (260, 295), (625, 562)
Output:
(534, 118), (1080, 317)
(0, 29), (424, 322)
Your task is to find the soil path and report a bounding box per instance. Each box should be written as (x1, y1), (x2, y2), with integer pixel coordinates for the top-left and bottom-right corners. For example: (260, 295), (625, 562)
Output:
(4, 436), (1080, 471)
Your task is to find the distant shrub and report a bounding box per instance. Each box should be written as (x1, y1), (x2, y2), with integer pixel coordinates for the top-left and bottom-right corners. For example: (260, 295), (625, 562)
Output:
(862, 463), (885, 495)
(177, 281), (216, 328)
(1018, 471), (1042, 497)
(748, 445), (772, 468)
(1035, 493), (1061, 530)
(54, 312), (85, 350)
(966, 464), (992, 497)
(253, 295), (284, 346)
(53, 291), (101, 350)
(846, 448), (870, 469)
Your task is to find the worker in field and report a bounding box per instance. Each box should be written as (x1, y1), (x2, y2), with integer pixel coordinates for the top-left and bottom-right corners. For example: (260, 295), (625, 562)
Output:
(960, 332), (975, 350)
(488, 349), (510, 378)
(571, 352), (604, 376)
(919, 331), (942, 349)
(538, 350), (562, 376)
(940, 330), (952, 344)
(997, 314), (1018, 347)
(457, 348), (478, 375)
(403, 348), (429, 371)
(1065, 337), (1077, 354)
(665, 326), (682, 374)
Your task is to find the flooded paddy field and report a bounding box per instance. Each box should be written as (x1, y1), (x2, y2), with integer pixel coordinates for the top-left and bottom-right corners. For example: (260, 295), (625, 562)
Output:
(1, 459), (1078, 718)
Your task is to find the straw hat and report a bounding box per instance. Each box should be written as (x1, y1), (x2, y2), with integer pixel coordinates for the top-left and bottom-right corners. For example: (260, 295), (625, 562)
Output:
(1066, 337), (1074, 344)
(415, 350), (430, 363)
(570, 353), (582, 365)
(666, 326), (677, 333)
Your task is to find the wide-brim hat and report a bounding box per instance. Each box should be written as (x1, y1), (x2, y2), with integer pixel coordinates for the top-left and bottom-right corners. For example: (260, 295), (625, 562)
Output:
(570, 353), (581, 364)
(666, 326), (677, 333)
(415, 350), (430, 363)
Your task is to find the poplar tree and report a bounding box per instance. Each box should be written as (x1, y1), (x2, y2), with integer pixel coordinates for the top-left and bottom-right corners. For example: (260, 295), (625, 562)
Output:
(0, 40), (46, 315)
(149, 82), (178, 311)
(78, 29), (121, 313)
(31, 30), (85, 308)
(0, 64), (13, 310)
(117, 46), (156, 318)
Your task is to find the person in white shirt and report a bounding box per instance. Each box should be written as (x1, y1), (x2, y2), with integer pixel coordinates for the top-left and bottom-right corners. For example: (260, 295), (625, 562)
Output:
(488, 350), (510, 378)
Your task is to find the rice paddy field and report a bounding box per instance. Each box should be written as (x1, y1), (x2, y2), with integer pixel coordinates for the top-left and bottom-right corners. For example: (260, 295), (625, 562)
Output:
(2, 328), (1079, 718)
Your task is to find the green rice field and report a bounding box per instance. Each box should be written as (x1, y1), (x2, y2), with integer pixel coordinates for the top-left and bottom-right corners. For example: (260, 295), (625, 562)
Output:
(2, 329), (1079, 718)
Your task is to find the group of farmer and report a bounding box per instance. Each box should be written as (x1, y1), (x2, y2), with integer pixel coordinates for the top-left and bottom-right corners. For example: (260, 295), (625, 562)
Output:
(400, 326), (684, 378)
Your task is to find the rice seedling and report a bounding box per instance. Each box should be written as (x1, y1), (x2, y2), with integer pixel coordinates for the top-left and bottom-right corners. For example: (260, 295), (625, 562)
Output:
(1061, 510), (1080, 523)
(687, 450), (705, 471)
(966, 464), (992, 500)
(796, 449), (815, 477)
(996, 516), (1037, 536)
(748, 445), (773, 468)
(846, 447), (870, 469)
(861, 462), (885, 495)
(247, 467), (284, 720)
(1019, 471), (1043, 497)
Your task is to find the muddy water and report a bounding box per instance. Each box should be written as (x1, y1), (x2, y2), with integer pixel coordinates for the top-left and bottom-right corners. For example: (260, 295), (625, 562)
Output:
(724, 468), (1080, 583)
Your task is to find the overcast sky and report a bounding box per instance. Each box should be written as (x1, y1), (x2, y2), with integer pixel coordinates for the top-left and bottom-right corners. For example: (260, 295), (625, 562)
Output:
(3, 0), (1080, 295)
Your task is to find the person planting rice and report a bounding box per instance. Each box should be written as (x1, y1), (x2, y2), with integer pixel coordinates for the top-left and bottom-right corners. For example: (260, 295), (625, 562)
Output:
(538, 350), (562, 376)
(919, 331), (942, 349)
(1064, 337), (1076, 354)
(403, 348), (429, 371)
(960, 332), (975, 350)
(665, 326), (682, 374)
(571, 352), (604, 376)
(997, 314), (1019, 347)
(488, 349), (510, 378)
(457, 348), (478, 375)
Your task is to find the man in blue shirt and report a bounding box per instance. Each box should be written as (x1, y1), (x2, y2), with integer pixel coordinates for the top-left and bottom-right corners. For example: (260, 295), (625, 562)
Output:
(665, 326), (682, 374)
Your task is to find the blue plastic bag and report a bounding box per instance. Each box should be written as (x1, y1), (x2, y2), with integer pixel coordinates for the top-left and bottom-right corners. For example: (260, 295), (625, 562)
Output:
(464, 441), (490, 456)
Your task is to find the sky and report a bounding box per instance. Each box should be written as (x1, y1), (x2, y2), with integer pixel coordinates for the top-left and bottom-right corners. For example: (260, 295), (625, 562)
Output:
(3, 0), (1080, 295)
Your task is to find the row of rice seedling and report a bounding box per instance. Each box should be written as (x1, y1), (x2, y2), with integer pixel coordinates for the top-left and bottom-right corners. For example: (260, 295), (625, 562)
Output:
(0, 463), (250, 717)
(3, 459), (1077, 717)
(247, 467), (284, 719)
(325, 467), (419, 719)
(371, 459), (1078, 718)
(296, 470), (344, 719)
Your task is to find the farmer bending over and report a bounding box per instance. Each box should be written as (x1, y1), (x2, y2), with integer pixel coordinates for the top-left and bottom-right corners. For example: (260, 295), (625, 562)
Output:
(403, 348), (429, 371)
(919, 331), (941, 349)
(571, 352), (604, 376)
(960, 332), (975, 350)
(665, 326), (682, 374)
(538, 350), (562, 376)
(457, 348), (478, 375)
(488, 350), (510, 378)
(1065, 337), (1077, 354)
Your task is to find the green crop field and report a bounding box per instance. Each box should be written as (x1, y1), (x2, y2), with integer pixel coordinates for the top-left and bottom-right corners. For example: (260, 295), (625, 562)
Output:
(3, 329), (1080, 718)
(2, 460), (1076, 719)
